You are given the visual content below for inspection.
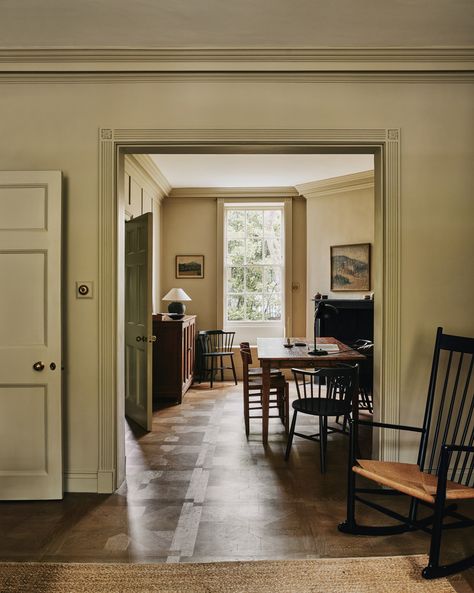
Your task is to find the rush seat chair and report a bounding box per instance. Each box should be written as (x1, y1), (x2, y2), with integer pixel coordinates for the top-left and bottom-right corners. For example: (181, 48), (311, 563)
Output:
(338, 327), (474, 579)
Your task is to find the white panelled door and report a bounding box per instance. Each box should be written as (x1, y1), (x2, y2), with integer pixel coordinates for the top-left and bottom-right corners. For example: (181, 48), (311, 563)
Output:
(125, 213), (153, 431)
(0, 171), (62, 500)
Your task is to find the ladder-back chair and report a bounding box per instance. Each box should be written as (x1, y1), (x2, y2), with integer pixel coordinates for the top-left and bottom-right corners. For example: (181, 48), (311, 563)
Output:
(239, 343), (289, 437)
(339, 327), (474, 579)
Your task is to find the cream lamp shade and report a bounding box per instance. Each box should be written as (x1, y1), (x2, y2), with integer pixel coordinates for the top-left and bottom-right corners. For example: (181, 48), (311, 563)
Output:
(162, 288), (191, 315)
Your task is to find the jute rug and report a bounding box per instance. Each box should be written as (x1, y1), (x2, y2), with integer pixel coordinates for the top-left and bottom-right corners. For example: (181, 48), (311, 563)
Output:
(0, 555), (458, 593)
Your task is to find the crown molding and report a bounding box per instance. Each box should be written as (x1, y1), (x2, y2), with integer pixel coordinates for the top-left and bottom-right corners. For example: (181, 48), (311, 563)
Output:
(167, 186), (299, 200)
(297, 170), (374, 198)
(1, 72), (472, 84)
(128, 154), (171, 200)
(0, 47), (473, 75)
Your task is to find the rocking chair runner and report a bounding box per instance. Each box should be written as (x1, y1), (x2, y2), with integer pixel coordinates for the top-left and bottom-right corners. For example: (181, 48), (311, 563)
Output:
(338, 327), (474, 579)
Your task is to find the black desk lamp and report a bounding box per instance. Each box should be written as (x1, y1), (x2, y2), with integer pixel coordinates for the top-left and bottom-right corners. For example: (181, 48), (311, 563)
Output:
(308, 300), (338, 356)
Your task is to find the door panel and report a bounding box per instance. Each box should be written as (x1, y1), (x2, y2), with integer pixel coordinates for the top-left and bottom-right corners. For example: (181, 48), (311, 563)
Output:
(0, 171), (62, 500)
(124, 213), (153, 431)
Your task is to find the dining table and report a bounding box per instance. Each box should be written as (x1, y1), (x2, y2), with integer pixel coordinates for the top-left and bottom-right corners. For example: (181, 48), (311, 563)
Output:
(256, 336), (366, 444)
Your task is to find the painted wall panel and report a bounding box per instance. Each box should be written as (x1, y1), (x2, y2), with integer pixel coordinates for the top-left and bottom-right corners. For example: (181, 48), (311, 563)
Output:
(0, 79), (472, 485)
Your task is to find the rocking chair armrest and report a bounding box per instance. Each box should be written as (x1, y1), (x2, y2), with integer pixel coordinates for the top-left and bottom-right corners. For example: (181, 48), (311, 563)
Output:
(351, 419), (425, 434)
(434, 443), (474, 501)
(442, 443), (474, 454)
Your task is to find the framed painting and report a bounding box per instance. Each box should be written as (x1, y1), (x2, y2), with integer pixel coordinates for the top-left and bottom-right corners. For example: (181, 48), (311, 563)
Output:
(330, 243), (370, 291)
(175, 255), (204, 279)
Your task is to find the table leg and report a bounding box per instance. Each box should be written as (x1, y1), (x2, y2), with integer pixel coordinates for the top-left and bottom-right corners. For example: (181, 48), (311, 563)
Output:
(262, 361), (270, 445)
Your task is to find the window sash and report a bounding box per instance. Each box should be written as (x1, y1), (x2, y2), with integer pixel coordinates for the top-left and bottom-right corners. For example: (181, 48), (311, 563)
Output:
(224, 205), (284, 324)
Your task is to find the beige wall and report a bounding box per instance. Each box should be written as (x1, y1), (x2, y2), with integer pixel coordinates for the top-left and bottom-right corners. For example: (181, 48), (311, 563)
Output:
(0, 77), (472, 489)
(161, 197), (217, 331)
(160, 195), (307, 337)
(305, 184), (375, 335)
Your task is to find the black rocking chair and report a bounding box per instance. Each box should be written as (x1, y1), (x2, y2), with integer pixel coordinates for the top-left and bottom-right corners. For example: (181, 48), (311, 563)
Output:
(338, 327), (474, 579)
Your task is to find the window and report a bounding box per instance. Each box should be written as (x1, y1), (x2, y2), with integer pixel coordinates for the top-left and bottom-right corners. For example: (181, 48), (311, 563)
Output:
(224, 204), (285, 343)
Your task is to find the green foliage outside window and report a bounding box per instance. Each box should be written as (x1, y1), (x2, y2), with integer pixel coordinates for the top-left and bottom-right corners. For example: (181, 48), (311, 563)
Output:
(225, 208), (283, 322)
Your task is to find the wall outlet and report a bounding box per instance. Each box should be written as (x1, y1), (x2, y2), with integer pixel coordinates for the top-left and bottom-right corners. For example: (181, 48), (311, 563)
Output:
(76, 281), (93, 299)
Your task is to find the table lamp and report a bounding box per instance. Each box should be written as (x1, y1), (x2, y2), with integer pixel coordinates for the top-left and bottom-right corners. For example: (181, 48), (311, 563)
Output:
(308, 300), (338, 356)
(162, 288), (191, 315)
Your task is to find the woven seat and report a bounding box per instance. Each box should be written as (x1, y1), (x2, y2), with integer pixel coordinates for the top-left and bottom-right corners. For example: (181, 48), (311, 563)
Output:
(354, 460), (474, 504)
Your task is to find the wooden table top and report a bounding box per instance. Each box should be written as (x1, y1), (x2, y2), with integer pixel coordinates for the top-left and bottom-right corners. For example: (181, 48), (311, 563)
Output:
(256, 336), (366, 363)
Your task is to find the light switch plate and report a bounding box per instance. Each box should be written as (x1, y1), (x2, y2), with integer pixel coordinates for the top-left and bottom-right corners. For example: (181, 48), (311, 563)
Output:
(76, 281), (93, 299)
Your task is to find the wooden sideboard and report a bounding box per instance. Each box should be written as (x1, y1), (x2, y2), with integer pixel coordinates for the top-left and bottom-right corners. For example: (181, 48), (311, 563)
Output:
(152, 315), (196, 404)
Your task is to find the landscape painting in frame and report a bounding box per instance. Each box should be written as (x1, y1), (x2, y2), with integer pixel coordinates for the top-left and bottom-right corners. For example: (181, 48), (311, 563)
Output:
(331, 243), (370, 291)
(176, 255), (204, 279)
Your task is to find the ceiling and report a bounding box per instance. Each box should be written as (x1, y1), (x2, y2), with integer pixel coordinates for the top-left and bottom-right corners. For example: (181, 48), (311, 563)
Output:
(149, 154), (374, 188)
(1, 0), (473, 48)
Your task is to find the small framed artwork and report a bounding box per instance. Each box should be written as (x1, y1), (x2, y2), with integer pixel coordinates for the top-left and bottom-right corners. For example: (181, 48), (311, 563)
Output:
(175, 255), (204, 279)
(331, 243), (371, 291)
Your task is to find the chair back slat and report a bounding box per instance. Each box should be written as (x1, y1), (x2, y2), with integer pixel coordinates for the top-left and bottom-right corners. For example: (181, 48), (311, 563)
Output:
(418, 327), (474, 487)
(292, 365), (358, 409)
(200, 330), (235, 354)
(453, 386), (474, 480)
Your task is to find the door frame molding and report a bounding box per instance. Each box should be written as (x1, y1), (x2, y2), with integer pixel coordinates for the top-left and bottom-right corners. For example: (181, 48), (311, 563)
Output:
(98, 127), (400, 493)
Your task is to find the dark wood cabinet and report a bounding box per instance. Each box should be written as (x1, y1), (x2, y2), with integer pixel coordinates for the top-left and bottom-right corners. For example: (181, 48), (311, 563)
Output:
(152, 315), (196, 404)
(316, 299), (373, 345)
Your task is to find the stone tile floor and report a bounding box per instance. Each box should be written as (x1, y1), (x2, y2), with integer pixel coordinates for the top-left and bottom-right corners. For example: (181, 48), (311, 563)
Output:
(0, 382), (472, 590)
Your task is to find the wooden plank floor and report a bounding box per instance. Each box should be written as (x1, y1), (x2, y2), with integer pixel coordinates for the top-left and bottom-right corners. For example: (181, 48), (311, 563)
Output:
(0, 382), (472, 590)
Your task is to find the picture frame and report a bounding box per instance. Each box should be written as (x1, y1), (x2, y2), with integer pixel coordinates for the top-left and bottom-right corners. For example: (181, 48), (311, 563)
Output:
(330, 243), (371, 291)
(175, 255), (204, 279)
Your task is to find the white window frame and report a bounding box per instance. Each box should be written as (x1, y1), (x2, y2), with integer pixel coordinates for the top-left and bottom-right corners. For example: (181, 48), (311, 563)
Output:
(217, 197), (293, 346)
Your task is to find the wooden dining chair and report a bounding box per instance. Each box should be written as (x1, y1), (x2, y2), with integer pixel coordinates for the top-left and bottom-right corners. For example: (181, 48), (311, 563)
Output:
(285, 364), (359, 472)
(239, 343), (289, 437)
(239, 341), (282, 379)
(338, 327), (474, 579)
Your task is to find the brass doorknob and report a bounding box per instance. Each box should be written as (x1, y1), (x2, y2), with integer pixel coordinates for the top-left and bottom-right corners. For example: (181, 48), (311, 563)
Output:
(33, 361), (45, 372)
(149, 335), (157, 343)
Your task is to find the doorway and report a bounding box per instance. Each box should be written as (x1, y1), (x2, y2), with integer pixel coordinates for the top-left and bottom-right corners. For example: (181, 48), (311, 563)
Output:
(96, 128), (401, 493)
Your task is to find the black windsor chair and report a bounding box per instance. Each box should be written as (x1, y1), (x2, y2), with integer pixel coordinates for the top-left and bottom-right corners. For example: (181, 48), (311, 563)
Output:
(285, 364), (359, 473)
(198, 330), (238, 388)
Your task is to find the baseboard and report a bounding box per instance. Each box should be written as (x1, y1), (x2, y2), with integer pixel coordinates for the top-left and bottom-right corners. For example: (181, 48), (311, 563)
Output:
(64, 471), (98, 493)
(97, 470), (116, 493)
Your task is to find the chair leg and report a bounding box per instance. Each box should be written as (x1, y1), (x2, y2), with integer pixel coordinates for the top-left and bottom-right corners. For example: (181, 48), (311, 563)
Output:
(210, 357), (214, 388)
(284, 383), (289, 434)
(243, 390), (250, 437)
(338, 420), (358, 534)
(230, 354), (238, 385)
(423, 452), (450, 579)
(319, 415), (327, 473)
(285, 410), (297, 460)
(220, 355), (224, 382)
